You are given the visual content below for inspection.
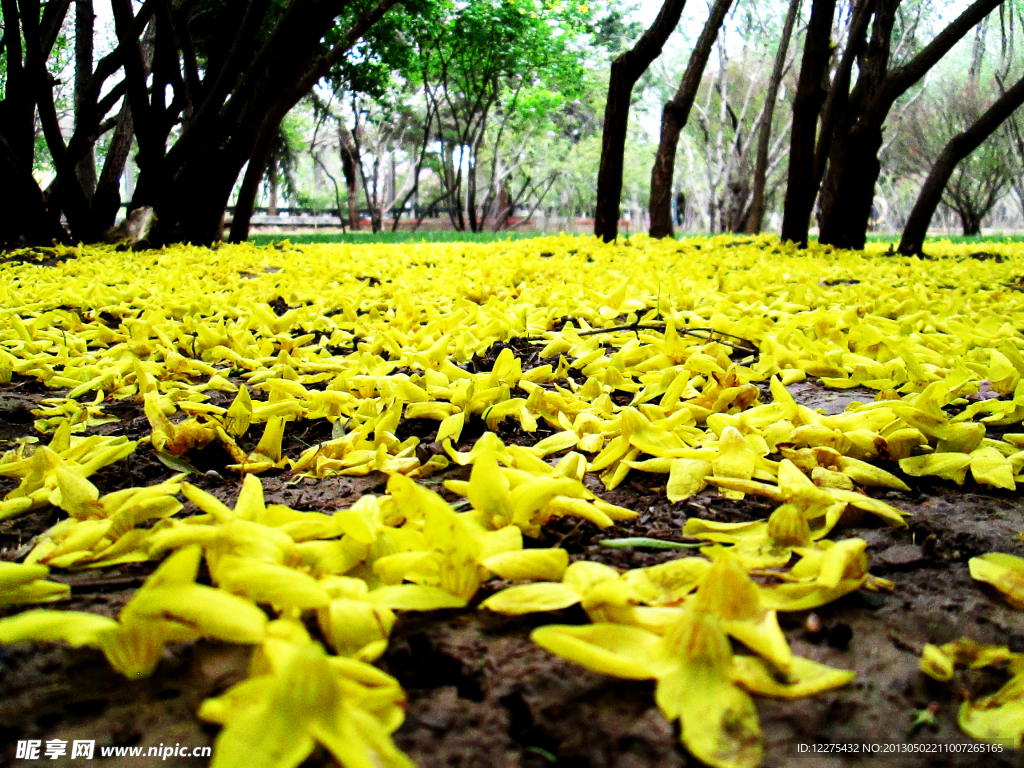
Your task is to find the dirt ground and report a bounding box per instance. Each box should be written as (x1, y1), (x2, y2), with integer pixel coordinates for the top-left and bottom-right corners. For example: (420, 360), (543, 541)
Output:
(3, 369), (1024, 768)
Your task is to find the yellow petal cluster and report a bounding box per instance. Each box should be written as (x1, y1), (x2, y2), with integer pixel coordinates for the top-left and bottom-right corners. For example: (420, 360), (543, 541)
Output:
(530, 551), (855, 768)
(0, 546), (266, 678)
(921, 638), (1024, 748)
(3, 235), (1024, 767)
(0, 562), (69, 606)
(199, 619), (413, 768)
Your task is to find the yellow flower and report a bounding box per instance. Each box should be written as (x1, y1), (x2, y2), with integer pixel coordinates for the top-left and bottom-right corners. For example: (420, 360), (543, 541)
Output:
(0, 545), (266, 678)
(532, 604), (852, 768)
(684, 500), (833, 568)
(373, 478), (562, 606)
(0, 562), (69, 606)
(969, 552), (1024, 609)
(446, 432), (634, 536)
(759, 538), (892, 611)
(691, 552), (792, 671)
(200, 621), (413, 768)
(27, 475), (184, 568)
(920, 637), (1024, 748)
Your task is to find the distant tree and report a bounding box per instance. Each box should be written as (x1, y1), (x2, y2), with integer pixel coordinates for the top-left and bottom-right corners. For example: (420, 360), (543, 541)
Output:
(409, 0), (588, 232)
(745, 0), (800, 234)
(648, 0), (734, 239)
(0, 0), (405, 247)
(814, 0), (1004, 249)
(898, 74), (1024, 254)
(594, 0), (687, 242)
(666, 5), (794, 235)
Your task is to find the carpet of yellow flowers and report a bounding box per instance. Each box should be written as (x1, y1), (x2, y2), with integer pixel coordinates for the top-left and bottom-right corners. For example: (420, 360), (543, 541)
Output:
(3, 235), (1024, 767)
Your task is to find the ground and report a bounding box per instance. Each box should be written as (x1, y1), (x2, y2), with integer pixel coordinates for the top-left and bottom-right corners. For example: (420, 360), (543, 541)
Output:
(2, 237), (1024, 768)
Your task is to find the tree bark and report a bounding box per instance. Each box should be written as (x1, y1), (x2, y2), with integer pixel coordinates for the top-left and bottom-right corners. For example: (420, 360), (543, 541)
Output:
(0, 0), (156, 246)
(74, 0), (97, 200)
(815, 0), (898, 250)
(649, 0), (734, 238)
(22, 0), (101, 242)
(818, 0), (1004, 250)
(0, 134), (69, 246)
(808, 0), (875, 201)
(745, 0), (800, 235)
(959, 210), (982, 235)
(228, 109), (284, 243)
(92, 100), (135, 230)
(339, 124), (361, 231)
(594, 0), (688, 242)
(140, 0), (399, 245)
(898, 72), (1024, 255)
(779, 0), (837, 245)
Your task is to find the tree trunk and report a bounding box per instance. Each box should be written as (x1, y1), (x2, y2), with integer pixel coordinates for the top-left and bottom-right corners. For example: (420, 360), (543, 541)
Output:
(809, 0), (875, 201)
(0, 0), (38, 167)
(779, 0), (837, 245)
(898, 72), (1024, 254)
(0, 135), (69, 247)
(140, 0), (400, 245)
(339, 124), (361, 230)
(268, 169), (279, 216)
(649, 0), (734, 238)
(959, 210), (982, 236)
(594, 0), (688, 242)
(228, 111), (282, 243)
(74, 0), (97, 200)
(818, 0), (1004, 250)
(745, 0), (800, 234)
(92, 100), (135, 229)
(816, 0), (898, 250)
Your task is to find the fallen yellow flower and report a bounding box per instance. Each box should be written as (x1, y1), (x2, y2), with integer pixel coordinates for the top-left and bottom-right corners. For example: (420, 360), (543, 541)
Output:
(0, 545), (266, 678)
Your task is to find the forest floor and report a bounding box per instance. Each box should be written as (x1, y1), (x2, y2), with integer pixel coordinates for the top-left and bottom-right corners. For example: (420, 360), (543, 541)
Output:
(2, 374), (1022, 768)
(2, 236), (1024, 768)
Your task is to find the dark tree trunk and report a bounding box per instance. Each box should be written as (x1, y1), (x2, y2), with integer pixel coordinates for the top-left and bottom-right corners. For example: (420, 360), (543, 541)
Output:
(779, 0), (837, 245)
(137, 0), (399, 245)
(594, 0), (688, 242)
(649, 0), (734, 239)
(74, 0), (97, 200)
(0, 136), (70, 246)
(898, 73), (1024, 255)
(818, 0), (1004, 250)
(726, 174), (752, 233)
(745, 0), (799, 235)
(0, 0), (67, 246)
(1, 0), (39, 166)
(228, 111), (283, 243)
(92, 100), (135, 230)
(268, 172), (279, 217)
(959, 210), (982, 236)
(1, 0), (153, 246)
(809, 0), (875, 203)
(339, 125), (361, 231)
(816, 0), (898, 250)
(24, 0), (102, 242)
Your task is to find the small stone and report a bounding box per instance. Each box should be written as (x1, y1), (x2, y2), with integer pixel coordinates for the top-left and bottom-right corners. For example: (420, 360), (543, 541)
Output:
(878, 544), (925, 569)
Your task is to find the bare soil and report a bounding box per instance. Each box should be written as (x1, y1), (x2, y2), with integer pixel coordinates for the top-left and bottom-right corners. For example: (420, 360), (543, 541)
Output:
(2, 371), (1024, 768)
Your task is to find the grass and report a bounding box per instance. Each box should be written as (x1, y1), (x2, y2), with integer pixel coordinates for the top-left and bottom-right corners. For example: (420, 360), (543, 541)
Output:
(865, 232), (1024, 244)
(247, 230), (548, 246)
(249, 230), (1024, 246)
